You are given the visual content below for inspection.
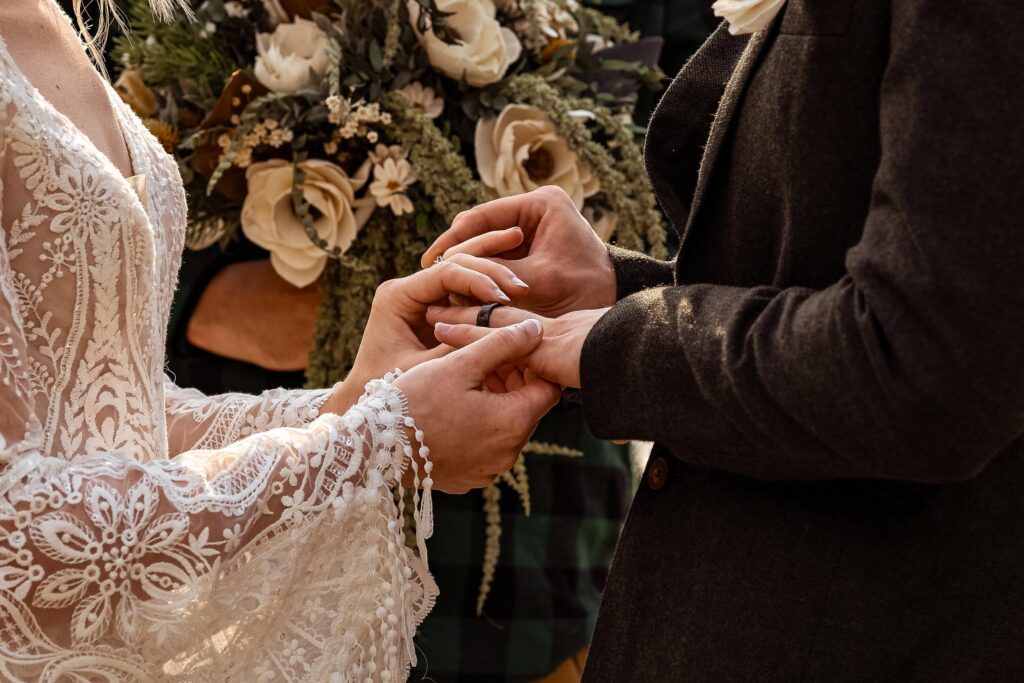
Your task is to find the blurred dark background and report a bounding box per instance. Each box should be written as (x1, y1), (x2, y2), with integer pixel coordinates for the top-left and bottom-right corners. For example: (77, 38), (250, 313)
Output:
(598, 0), (718, 78)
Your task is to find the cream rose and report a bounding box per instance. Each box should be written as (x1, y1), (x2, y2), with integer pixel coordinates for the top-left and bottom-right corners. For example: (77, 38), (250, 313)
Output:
(475, 104), (598, 209)
(254, 18), (331, 93)
(712, 0), (787, 35)
(242, 159), (373, 287)
(411, 0), (522, 87)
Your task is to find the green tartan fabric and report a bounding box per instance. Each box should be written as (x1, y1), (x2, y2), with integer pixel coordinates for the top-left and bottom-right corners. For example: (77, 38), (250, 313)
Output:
(410, 402), (630, 683)
(165, 244), (631, 683)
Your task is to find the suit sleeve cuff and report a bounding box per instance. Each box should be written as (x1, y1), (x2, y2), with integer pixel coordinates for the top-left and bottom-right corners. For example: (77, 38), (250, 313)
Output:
(607, 245), (675, 300)
(578, 283), (760, 453)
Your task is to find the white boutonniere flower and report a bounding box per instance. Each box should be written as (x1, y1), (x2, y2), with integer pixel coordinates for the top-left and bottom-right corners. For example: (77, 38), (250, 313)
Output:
(712, 0), (787, 36)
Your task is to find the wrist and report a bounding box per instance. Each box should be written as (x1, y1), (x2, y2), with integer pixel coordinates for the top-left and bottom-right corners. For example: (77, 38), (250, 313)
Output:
(576, 245), (616, 311)
(392, 373), (431, 488)
(565, 307), (610, 389)
(559, 247), (616, 316)
(595, 246), (617, 308)
(320, 378), (364, 416)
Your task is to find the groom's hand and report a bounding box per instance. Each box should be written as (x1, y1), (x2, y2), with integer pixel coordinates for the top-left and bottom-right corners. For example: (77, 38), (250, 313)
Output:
(421, 186), (617, 318)
(426, 305), (611, 390)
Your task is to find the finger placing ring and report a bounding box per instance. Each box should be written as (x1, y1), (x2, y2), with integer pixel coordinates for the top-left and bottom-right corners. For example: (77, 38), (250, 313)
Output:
(477, 303), (502, 327)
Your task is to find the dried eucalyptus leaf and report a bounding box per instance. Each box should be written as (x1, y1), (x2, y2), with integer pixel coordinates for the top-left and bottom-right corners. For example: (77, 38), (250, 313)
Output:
(369, 40), (383, 72)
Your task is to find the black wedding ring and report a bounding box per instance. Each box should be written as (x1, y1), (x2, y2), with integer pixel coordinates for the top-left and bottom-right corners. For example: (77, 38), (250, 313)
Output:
(477, 303), (503, 327)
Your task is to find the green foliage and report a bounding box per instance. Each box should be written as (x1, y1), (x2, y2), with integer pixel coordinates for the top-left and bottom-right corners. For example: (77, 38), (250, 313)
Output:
(307, 92), (485, 385)
(113, 0), (244, 103)
(577, 5), (639, 45)
(380, 92), (487, 221)
(306, 238), (385, 388)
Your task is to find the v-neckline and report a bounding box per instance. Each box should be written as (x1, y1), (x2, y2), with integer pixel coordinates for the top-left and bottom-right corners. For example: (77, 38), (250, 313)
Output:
(0, 30), (140, 186)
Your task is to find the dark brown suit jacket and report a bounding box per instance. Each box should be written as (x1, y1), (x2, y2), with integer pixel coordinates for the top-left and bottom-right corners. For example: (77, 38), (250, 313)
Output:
(579, 1), (1024, 680)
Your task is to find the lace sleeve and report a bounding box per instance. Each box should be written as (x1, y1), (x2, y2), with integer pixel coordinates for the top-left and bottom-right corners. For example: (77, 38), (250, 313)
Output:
(1, 241), (436, 681)
(163, 378), (337, 455)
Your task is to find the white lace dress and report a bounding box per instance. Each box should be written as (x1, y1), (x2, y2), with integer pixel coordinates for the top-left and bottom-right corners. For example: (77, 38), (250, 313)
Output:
(0, 30), (435, 683)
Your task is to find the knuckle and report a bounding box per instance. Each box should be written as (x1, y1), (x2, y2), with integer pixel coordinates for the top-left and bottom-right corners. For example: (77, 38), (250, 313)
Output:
(468, 364), (489, 383)
(438, 260), (461, 277)
(472, 270), (497, 288)
(537, 184), (569, 203)
(373, 277), (401, 301)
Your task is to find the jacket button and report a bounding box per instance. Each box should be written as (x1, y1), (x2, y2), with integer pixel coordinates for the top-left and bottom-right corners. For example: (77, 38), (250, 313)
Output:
(648, 457), (669, 490)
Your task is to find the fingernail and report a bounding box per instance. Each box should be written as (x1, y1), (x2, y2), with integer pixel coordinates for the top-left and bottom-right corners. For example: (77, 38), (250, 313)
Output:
(434, 322), (453, 334)
(496, 290), (512, 303)
(511, 276), (529, 289)
(521, 319), (542, 338)
(427, 305), (445, 316)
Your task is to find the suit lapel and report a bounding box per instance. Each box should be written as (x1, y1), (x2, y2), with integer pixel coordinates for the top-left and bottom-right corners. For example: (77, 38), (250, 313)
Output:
(675, 26), (774, 262)
(644, 25), (750, 230)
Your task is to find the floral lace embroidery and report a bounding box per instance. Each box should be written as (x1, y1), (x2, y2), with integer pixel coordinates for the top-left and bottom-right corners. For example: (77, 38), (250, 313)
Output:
(0, 23), (435, 682)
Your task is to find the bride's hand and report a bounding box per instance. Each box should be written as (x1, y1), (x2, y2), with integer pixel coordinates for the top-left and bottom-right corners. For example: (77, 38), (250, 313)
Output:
(394, 319), (562, 493)
(322, 255), (529, 413)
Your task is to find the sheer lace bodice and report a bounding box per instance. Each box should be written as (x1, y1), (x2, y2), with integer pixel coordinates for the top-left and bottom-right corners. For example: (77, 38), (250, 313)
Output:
(0, 24), (434, 682)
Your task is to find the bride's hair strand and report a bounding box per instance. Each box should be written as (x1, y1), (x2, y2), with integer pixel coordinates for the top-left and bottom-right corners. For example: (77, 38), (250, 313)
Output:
(70, 0), (190, 74)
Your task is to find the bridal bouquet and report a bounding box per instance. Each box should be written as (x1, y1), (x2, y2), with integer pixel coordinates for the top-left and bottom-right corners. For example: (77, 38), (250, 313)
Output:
(115, 0), (666, 610)
(115, 0), (665, 381)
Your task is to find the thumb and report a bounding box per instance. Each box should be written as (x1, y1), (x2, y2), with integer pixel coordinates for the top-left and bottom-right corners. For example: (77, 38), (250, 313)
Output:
(449, 319), (543, 382)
